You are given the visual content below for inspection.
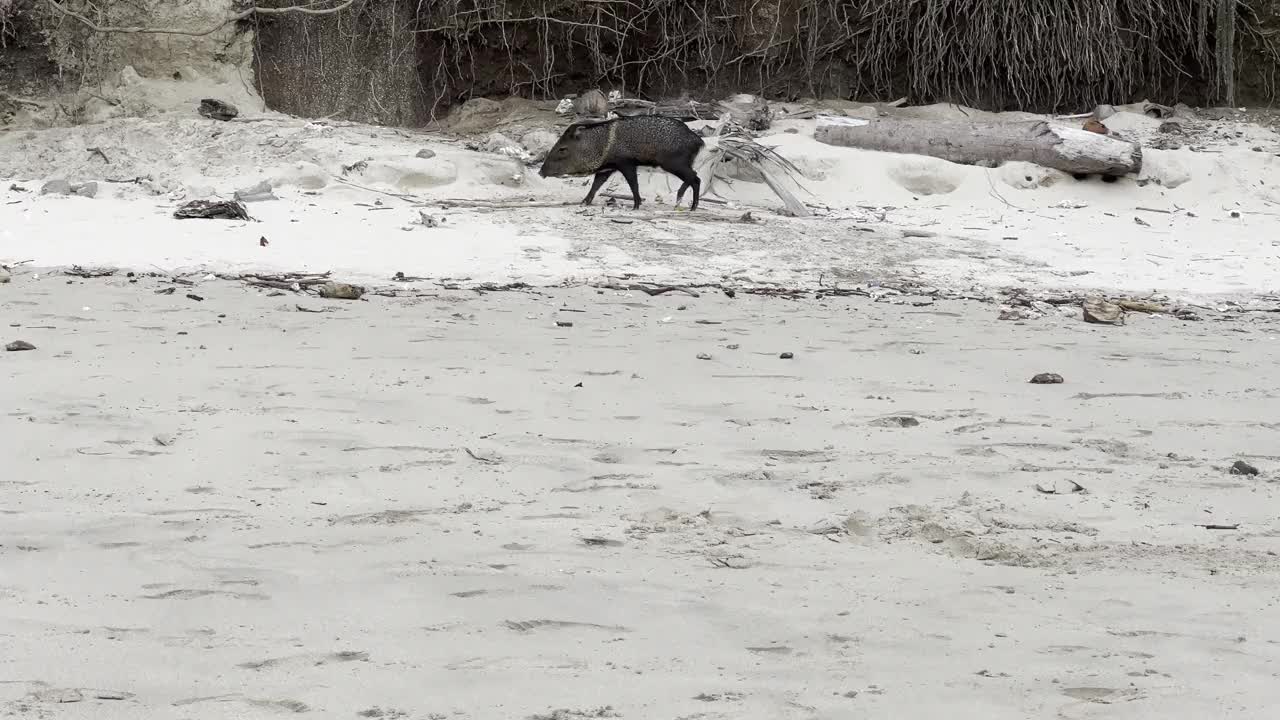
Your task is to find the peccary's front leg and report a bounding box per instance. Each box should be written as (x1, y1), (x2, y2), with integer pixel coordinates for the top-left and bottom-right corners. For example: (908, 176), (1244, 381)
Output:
(618, 164), (642, 210)
(582, 170), (614, 206)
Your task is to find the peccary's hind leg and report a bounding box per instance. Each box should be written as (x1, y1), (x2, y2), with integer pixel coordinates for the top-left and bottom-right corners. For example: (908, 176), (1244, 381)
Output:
(618, 164), (642, 210)
(582, 170), (614, 206)
(670, 164), (701, 211)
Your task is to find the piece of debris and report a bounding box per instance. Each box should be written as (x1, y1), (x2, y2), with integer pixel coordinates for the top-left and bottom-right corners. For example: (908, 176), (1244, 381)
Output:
(870, 415), (920, 428)
(1030, 373), (1064, 384)
(259, 236), (269, 247)
(1116, 299), (1167, 313)
(186, 293), (204, 302)
(0, 268), (10, 284)
(415, 148), (436, 159)
(580, 536), (624, 548)
(1083, 118), (1109, 135)
(174, 199), (251, 220)
(696, 352), (712, 360)
(1082, 296), (1124, 324)
(66, 265), (116, 278)
(6, 340), (36, 351)
(154, 287), (176, 295)
(555, 320), (574, 328)
(153, 434), (174, 447)
(1229, 460), (1260, 476)
(72, 181), (99, 198)
(720, 93), (772, 131)
(1134, 216), (1150, 227)
(1196, 523), (1240, 530)
(317, 281), (364, 300)
(234, 180), (277, 203)
(198, 98), (239, 121)
(999, 306), (1036, 321)
(1035, 479), (1085, 494)
(40, 179), (73, 196)
(415, 211), (442, 228)
(779, 351), (794, 359)
(464, 447), (501, 464)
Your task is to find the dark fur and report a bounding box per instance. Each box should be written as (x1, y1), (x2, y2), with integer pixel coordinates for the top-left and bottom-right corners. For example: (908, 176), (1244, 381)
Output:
(538, 115), (705, 211)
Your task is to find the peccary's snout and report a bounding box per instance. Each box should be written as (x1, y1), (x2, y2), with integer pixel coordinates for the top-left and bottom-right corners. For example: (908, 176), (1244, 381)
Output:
(538, 165), (548, 178)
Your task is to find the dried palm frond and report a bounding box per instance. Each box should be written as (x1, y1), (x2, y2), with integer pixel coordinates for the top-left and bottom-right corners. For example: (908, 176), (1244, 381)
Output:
(698, 116), (811, 216)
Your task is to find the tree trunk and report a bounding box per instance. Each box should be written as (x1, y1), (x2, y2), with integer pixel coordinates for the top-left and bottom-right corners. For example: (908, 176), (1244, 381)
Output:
(1215, 0), (1237, 107)
(814, 116), (1143, 176)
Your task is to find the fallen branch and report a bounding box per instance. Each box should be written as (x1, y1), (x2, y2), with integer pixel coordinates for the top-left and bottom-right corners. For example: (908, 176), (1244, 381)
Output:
(595, 283), (701, 297)
(815, 115), (1143, 176)
(432, 198), (575, 209)
(1, 92), (47, 108)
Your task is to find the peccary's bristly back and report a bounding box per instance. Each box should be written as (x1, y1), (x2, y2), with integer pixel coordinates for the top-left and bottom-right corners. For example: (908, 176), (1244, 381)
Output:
(539, 115), (703, 177)
(607, 115), (704, 167)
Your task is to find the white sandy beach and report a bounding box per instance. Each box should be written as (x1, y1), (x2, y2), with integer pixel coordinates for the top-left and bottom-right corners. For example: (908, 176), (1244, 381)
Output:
(4, 76), (1280, 718)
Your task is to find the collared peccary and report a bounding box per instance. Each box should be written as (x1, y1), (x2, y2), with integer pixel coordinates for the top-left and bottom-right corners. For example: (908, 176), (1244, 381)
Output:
(538, 115), (705, 211)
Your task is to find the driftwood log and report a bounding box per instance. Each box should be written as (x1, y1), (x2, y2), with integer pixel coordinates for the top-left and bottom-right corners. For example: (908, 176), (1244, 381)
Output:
(815, 116), (1143, 176)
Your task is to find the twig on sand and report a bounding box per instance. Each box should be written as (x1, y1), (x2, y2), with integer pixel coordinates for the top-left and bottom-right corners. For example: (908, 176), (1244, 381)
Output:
(432, 198), (575, 209)
(596, 283), (701, 298)
(228, 271), (333, 292)
(464, 447), (501, 464)
(330, 176), (423, 204)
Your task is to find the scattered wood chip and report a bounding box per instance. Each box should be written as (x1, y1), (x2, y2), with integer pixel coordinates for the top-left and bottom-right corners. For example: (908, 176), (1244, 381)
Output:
(464, 447), (501, 464)
(1030, 373), (1064, 384)
(174, 199), (251, 220)
(1035, 479), (1085, 494)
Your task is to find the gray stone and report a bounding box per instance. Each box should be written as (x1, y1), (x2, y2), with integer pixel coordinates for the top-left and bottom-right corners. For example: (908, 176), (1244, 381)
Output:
(415, 148), (436, 159)
(41, 179), (72, 195)
(317, 281), (364, 300)
(72, 181), (99, 198)
(234, 180), (277, 202)
(519, 129), (559, 161)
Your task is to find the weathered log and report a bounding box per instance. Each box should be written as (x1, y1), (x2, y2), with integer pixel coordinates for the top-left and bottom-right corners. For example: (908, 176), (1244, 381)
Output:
(814, 116), (1143, 175)
(609, 98), (720, 122)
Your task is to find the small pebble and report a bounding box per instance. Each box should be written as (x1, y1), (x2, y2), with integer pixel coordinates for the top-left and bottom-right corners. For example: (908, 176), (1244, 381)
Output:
(779, 352), (794, 359)
(1229, 460), (1260, 476)
(5, 340), (36, 352)
(696, 352), (712, 360)
(1030, 373), (1064, 384)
